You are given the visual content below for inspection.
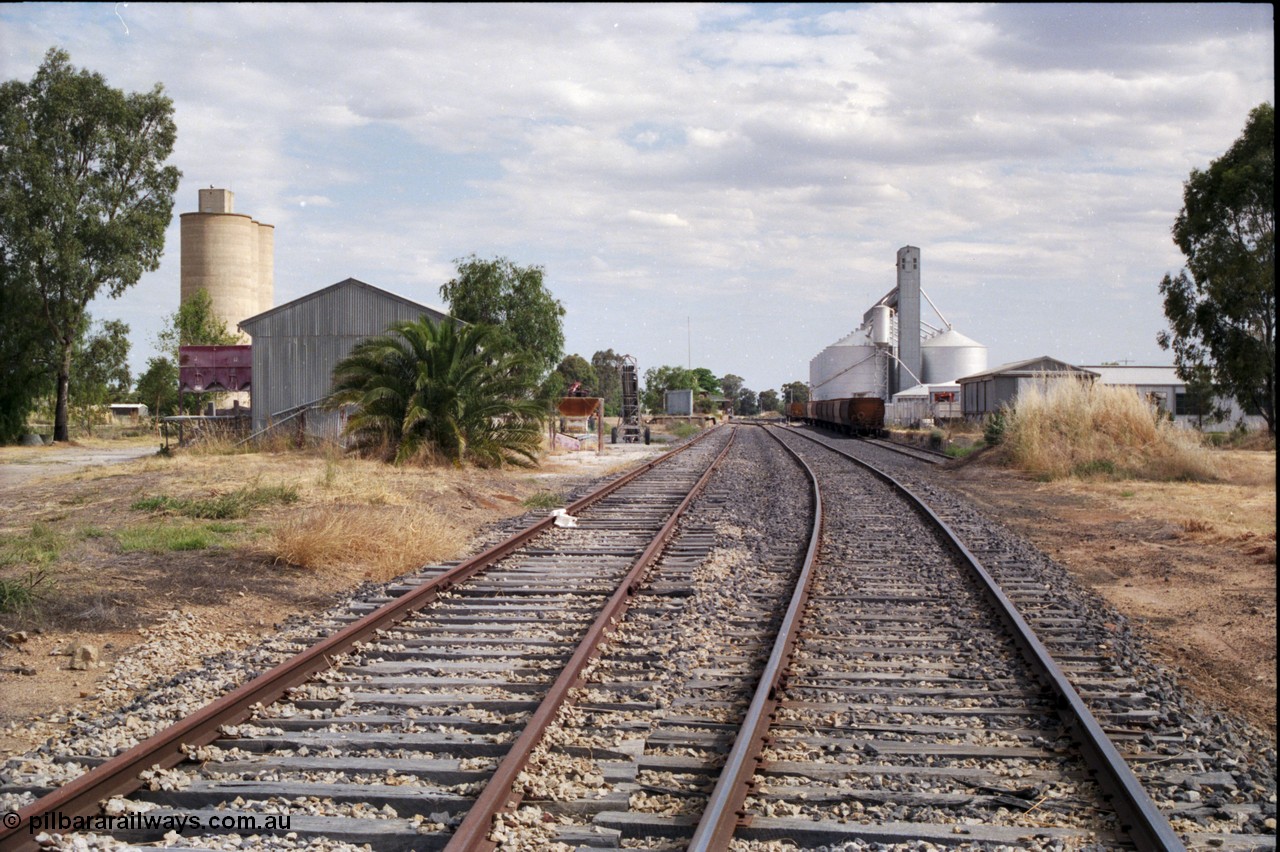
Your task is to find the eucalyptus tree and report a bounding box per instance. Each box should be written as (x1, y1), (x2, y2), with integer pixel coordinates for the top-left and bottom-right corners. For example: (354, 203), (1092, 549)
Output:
(69, 318), (131, 433)
(0, 48), (181, 441)
(1158, 102), (1274, 435)
(440, 255), (565, 383)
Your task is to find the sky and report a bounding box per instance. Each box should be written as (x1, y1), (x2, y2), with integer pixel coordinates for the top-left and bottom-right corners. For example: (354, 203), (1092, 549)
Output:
(1, 3), (1274, 395)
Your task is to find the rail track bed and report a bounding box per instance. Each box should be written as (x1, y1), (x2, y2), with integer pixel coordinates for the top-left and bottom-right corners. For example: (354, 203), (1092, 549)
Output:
(1, 424), (1274, 851)
(768, 427), (1276, 851)
(719, 427), (1124, 850)
(2, 431), (736, 851)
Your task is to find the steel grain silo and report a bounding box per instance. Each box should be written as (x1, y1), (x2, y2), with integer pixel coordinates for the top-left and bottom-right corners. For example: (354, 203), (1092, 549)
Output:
(809, 330), (889, 401)
(921, 328), (988, 384)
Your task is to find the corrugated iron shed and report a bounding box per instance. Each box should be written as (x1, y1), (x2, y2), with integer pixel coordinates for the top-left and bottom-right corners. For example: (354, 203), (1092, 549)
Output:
(238, 278), (458, 438)
(956, 355), (1097, 419)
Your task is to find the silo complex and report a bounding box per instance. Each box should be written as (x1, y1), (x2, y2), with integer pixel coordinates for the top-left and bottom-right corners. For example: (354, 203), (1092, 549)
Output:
(808, 245), (987, 402)
(180, 188), (274, 342)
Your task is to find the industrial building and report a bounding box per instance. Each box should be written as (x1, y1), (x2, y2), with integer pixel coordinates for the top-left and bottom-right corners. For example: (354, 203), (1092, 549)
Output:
(180, 188), (274, 343)
(957, 357), (1098, 419)
(238, 278), (456, 440)
(1081, 365), (1268, 432)
(808, 246), (989, 426)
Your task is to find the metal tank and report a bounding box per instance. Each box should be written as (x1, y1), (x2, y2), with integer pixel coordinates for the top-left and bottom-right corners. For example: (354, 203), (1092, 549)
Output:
(180, 188), (274, 342)
(921, 328), (988, 384)
(809, 329), (888, 401)
(869, 305), (893, 347)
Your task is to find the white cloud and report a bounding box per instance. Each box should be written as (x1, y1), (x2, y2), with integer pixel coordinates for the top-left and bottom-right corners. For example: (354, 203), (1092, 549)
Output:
(626, 210), (690, 228)
(0, 2), (1271, 391)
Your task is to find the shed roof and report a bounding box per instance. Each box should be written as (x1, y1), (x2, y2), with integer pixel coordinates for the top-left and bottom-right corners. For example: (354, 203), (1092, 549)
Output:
(1079, 365), (1181, 386)
(956, 356), (1098, 383)
(238, 278), (453, 332)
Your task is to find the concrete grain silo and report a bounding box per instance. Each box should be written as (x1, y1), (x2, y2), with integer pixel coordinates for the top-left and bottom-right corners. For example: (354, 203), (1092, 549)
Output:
(180, 188), (274, 341)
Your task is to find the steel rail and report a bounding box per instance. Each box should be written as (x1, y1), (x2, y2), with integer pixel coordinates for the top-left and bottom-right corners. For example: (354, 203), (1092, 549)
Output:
(862, 435), (949, 463)
(687, 424), (823, 851)
(446, 427), (740, 851)
(0, 430), (716, 852)
(781, 425), (1187, 852)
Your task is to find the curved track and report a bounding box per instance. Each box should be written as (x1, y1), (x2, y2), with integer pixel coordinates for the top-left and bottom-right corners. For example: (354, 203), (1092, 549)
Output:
(3, 424), (1271, 851)
(689, 425), (1181, 850)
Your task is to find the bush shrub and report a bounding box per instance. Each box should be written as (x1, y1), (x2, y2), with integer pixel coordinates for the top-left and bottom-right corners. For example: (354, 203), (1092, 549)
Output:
(998, 378), (1216, 481)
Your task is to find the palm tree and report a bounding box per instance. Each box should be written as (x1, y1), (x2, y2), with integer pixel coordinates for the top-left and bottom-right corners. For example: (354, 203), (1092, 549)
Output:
(327, 318), (545, 467)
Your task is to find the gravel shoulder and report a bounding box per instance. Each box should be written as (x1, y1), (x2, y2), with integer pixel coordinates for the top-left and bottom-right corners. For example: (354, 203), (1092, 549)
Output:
(935, 447), (1276, 739)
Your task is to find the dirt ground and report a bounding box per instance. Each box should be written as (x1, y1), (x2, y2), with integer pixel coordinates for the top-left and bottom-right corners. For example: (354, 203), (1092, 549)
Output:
(0, 435), (661, 757)
(942, 448), (1276, 737)
(0, 432), (1274, 763)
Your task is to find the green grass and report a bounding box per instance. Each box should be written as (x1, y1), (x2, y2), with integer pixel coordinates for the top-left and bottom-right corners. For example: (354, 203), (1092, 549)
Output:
(206, 522), (242, 534)
(0, 568), (52, 614)
(131, 483), (299, 519)
(0, 523), (64, 570)
(944, 444), (982, 460)
(115, 523), (225, 553)
(521, 491), (562, 509)
(667, 422), (701, 440)
(1071, 459), (1121, 479)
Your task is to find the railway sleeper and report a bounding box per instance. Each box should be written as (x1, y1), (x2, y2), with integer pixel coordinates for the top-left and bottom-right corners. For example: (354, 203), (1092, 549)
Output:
(95, 810), (450, 851)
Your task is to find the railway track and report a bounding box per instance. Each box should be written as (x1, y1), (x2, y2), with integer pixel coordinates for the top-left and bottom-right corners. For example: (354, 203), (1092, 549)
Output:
(861, 436), (950, 465)
(2, 424), (1273, 850)
(768, 426), (1276, 851)
(1, 429), (735, 851)
(689, 426), (1178, 850)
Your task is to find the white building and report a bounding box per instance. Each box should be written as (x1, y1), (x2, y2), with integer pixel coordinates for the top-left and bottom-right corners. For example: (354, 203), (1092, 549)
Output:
(1081, 365), (1266, 432)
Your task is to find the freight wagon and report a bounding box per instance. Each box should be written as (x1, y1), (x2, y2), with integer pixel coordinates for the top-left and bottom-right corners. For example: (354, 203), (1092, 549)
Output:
(801, 397), (886, 436)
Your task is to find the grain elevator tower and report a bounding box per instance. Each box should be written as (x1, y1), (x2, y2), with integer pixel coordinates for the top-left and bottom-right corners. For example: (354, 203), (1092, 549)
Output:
(180, 188), (274, 342)
(895, 245), (921, 394)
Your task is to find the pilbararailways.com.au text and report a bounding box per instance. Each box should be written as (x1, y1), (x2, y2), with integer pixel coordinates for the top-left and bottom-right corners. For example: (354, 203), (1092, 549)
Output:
(23, 811), (292, 834)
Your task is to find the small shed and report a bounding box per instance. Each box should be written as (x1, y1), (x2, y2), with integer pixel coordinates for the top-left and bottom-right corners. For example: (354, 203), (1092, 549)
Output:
(239, 278), (457, 440)
(109, 403), (150, 425)
(888, 382), (961, 426)
(957, 356), (1098, 419)
(664, 389), (694, 416)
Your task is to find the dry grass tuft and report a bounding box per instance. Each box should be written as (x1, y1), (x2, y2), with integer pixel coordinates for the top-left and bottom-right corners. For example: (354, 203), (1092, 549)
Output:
(261, 504), (465, 581)
(999, 378), (1218, 482)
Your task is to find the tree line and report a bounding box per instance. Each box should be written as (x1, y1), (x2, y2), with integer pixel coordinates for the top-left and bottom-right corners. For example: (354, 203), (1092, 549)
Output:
(547, 356), (809, 419)
(2, 47), (1272, 447)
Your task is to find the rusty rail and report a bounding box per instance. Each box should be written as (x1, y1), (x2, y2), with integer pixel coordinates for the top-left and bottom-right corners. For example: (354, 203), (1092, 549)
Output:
(687, 424), (823, 850)
(780, 425), (1187, 852)
(0, 430), (715, 852)
(445, 427), (739, 851)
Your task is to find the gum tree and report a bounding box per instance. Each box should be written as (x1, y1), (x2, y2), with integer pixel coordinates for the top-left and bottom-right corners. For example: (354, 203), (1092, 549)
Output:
(439, 255), (565, 383)
(0, 48), (181, 441)
(1158, 103), (1275, 435)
